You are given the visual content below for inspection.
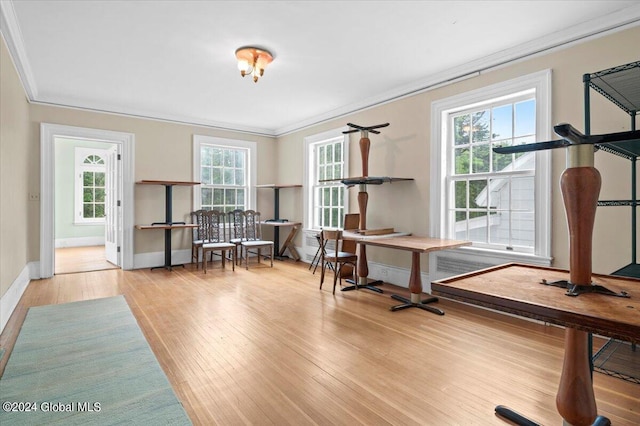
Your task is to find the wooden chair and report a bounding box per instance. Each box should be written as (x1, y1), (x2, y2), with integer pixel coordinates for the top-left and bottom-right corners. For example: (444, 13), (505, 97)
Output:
(240, 210), (273, 270)
(319, 229), (358, 294)
(190, 209), (206, 268)
(227, 209), (246, 265)
(201, 210), (236, 273)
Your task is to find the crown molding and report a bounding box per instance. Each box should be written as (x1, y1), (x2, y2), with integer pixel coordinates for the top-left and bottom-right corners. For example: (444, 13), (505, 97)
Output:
(0, 0), (38, 99)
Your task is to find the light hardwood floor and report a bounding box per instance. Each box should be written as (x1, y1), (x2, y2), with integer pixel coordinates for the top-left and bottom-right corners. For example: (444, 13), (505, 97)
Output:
(1, 260), (638, 425)
(55, 245), (119, 274)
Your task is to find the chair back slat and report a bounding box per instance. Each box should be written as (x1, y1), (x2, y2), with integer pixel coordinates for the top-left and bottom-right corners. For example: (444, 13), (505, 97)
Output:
(244, 210), (262, 241)
(191, 209), (206, 240)
(204, 210), (226, 243)
(228, 209), (245, 240)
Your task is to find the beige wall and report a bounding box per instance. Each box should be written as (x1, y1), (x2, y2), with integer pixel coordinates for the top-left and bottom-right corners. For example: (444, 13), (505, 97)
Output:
(29, 106), (277, 257)
(277, 26), (640, 274)
(0, 35), (32, 298)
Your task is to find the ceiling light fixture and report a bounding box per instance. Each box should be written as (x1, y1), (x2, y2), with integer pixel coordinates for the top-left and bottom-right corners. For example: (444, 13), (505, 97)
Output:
(235, 46), (273, 83)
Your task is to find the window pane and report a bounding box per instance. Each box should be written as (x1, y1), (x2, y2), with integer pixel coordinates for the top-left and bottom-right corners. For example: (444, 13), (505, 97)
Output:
(319, 165), (326, 181)
(235, 169), (244, 185)
(213, 188), (223, 205)
(323, 208), (330, 227)
(515, 99), (535, 137)
(488, 177), (508, 209)
(468, 211), (488, 243)
(95, 204), (105, 218)
(235, 150), (245, 168)
(224, 168), (234, 185)
(454, 148), (469, 174)
(318, 146), (325, 166)
(212, 148), (223, 166)
(83, 171), (93, 186)
(331, 187), (339, 206)
(83, 188), (93, 202)
(94, 188), (105, 203)
(95, 172), (104, 186)
(237, 189), (245, 208)
(225, 188), (236, 205)
(202, 188), (212, 205)
(492, 142), (513, 172)
(511, 211), (535, 248)
(211, 167), (222, 184)
(455, 180), (467, 209)
(334, 164), (341, 179)
(224, 150), (233, 167)
(335, 144), (342, 162)
(489, 210), (510, 245)
(454, 210), (467, 240)
(469, 179), (487, 208)
(83, 204), (94, 218)
(511, 176), (535, 210)
(325, 144), (333, 163)
(202, 146), (213, 166)
(471, 111), (490, 143)
(323, 187), (330, 206)
(492, 104), (512, 140)
(514, 140), (536, 170)
(454, 115), (470, 145)
(472, 144), (490, 173)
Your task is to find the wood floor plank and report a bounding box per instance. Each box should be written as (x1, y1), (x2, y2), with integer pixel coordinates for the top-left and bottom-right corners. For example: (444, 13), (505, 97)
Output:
(1, 260), (638, 425)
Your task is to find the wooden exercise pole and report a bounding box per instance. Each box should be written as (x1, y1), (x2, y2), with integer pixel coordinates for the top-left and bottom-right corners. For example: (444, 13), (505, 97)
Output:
(343, 122), (389, 285)
(556, 144), (599, 426)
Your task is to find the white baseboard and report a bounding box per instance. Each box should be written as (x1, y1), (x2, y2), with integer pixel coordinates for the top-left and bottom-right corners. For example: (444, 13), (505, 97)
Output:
(55, 236), (105, 248)
(133, 249), (192, 269)
(367, 261), (430, 291)
(0, 262), (35, 334)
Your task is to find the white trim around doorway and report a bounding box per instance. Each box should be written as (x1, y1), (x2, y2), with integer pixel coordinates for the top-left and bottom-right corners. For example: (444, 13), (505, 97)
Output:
(40, 123), (135, 278)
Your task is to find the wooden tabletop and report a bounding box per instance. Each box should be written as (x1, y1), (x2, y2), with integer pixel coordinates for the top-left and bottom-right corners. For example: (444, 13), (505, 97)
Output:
(260, 221), (301, 227)
(136, 224), (198, 230)
(136, 180), (200, 186)
(431, 263), (640, 342)
(354, 235), (471, 253)
(255, 184), (302, 189)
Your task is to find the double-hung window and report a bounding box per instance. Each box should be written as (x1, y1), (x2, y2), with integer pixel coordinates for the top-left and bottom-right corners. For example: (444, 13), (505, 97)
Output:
(431, 70), (552, 262)
(193, 135), (256, 212)
(75, 147), (106, 224)
(305, 129), (349, 230)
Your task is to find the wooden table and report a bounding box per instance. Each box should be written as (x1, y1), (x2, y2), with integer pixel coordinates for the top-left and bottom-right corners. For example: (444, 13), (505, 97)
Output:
(342, 231), (410, 293)
(260, 221), (301, 260)
(432, 263), (640, 424)
(354, 235), (470, 314)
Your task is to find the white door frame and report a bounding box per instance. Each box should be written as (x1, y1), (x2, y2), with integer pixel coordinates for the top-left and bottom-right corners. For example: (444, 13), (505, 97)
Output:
(41, 123), (135, 277)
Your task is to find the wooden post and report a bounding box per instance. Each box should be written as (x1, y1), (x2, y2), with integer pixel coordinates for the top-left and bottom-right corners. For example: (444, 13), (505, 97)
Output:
(556, 146), (600, 426)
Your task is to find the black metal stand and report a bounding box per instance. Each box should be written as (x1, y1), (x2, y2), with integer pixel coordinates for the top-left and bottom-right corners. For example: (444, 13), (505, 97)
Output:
(389, 294), (444, 315)
(342, 277), (384, 293)
(495, 405), (610, 426)
(150, 184), (185, 271)
(540, 279), (629, 298)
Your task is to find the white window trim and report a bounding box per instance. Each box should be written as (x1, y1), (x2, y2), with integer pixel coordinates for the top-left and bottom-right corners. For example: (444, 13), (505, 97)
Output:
(430, 69), (553, 264)
(74, 147), (107, 225)
(303, 127), (349, 231)
(192, 135), (257, 210)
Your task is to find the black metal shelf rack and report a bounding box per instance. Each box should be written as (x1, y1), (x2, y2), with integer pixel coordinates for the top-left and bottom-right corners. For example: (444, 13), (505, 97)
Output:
(588, 60), (640, 277)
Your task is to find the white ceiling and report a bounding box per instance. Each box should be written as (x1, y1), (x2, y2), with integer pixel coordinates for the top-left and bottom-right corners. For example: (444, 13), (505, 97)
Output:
(2, 1), (640, 137)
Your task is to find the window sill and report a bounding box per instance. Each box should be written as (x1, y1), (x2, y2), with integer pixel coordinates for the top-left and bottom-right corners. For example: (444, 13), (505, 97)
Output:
(451, 245), (552, 267)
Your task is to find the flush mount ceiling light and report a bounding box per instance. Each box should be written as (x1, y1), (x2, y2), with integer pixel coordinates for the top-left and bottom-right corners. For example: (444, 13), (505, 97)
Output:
(235, 46), (274, 83)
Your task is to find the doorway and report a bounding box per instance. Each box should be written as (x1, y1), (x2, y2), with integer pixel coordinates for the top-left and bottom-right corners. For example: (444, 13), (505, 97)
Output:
(40, 124), (135, 278)
(53, 139), (119, 274)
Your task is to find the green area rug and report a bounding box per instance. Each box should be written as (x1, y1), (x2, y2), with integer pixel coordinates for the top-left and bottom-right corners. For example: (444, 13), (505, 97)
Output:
(0, 296), (191, 425)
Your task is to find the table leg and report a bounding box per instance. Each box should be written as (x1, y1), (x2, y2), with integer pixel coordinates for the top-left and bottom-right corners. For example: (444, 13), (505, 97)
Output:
(390, 251), (443, 315)
(342, 243), (383, 293)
